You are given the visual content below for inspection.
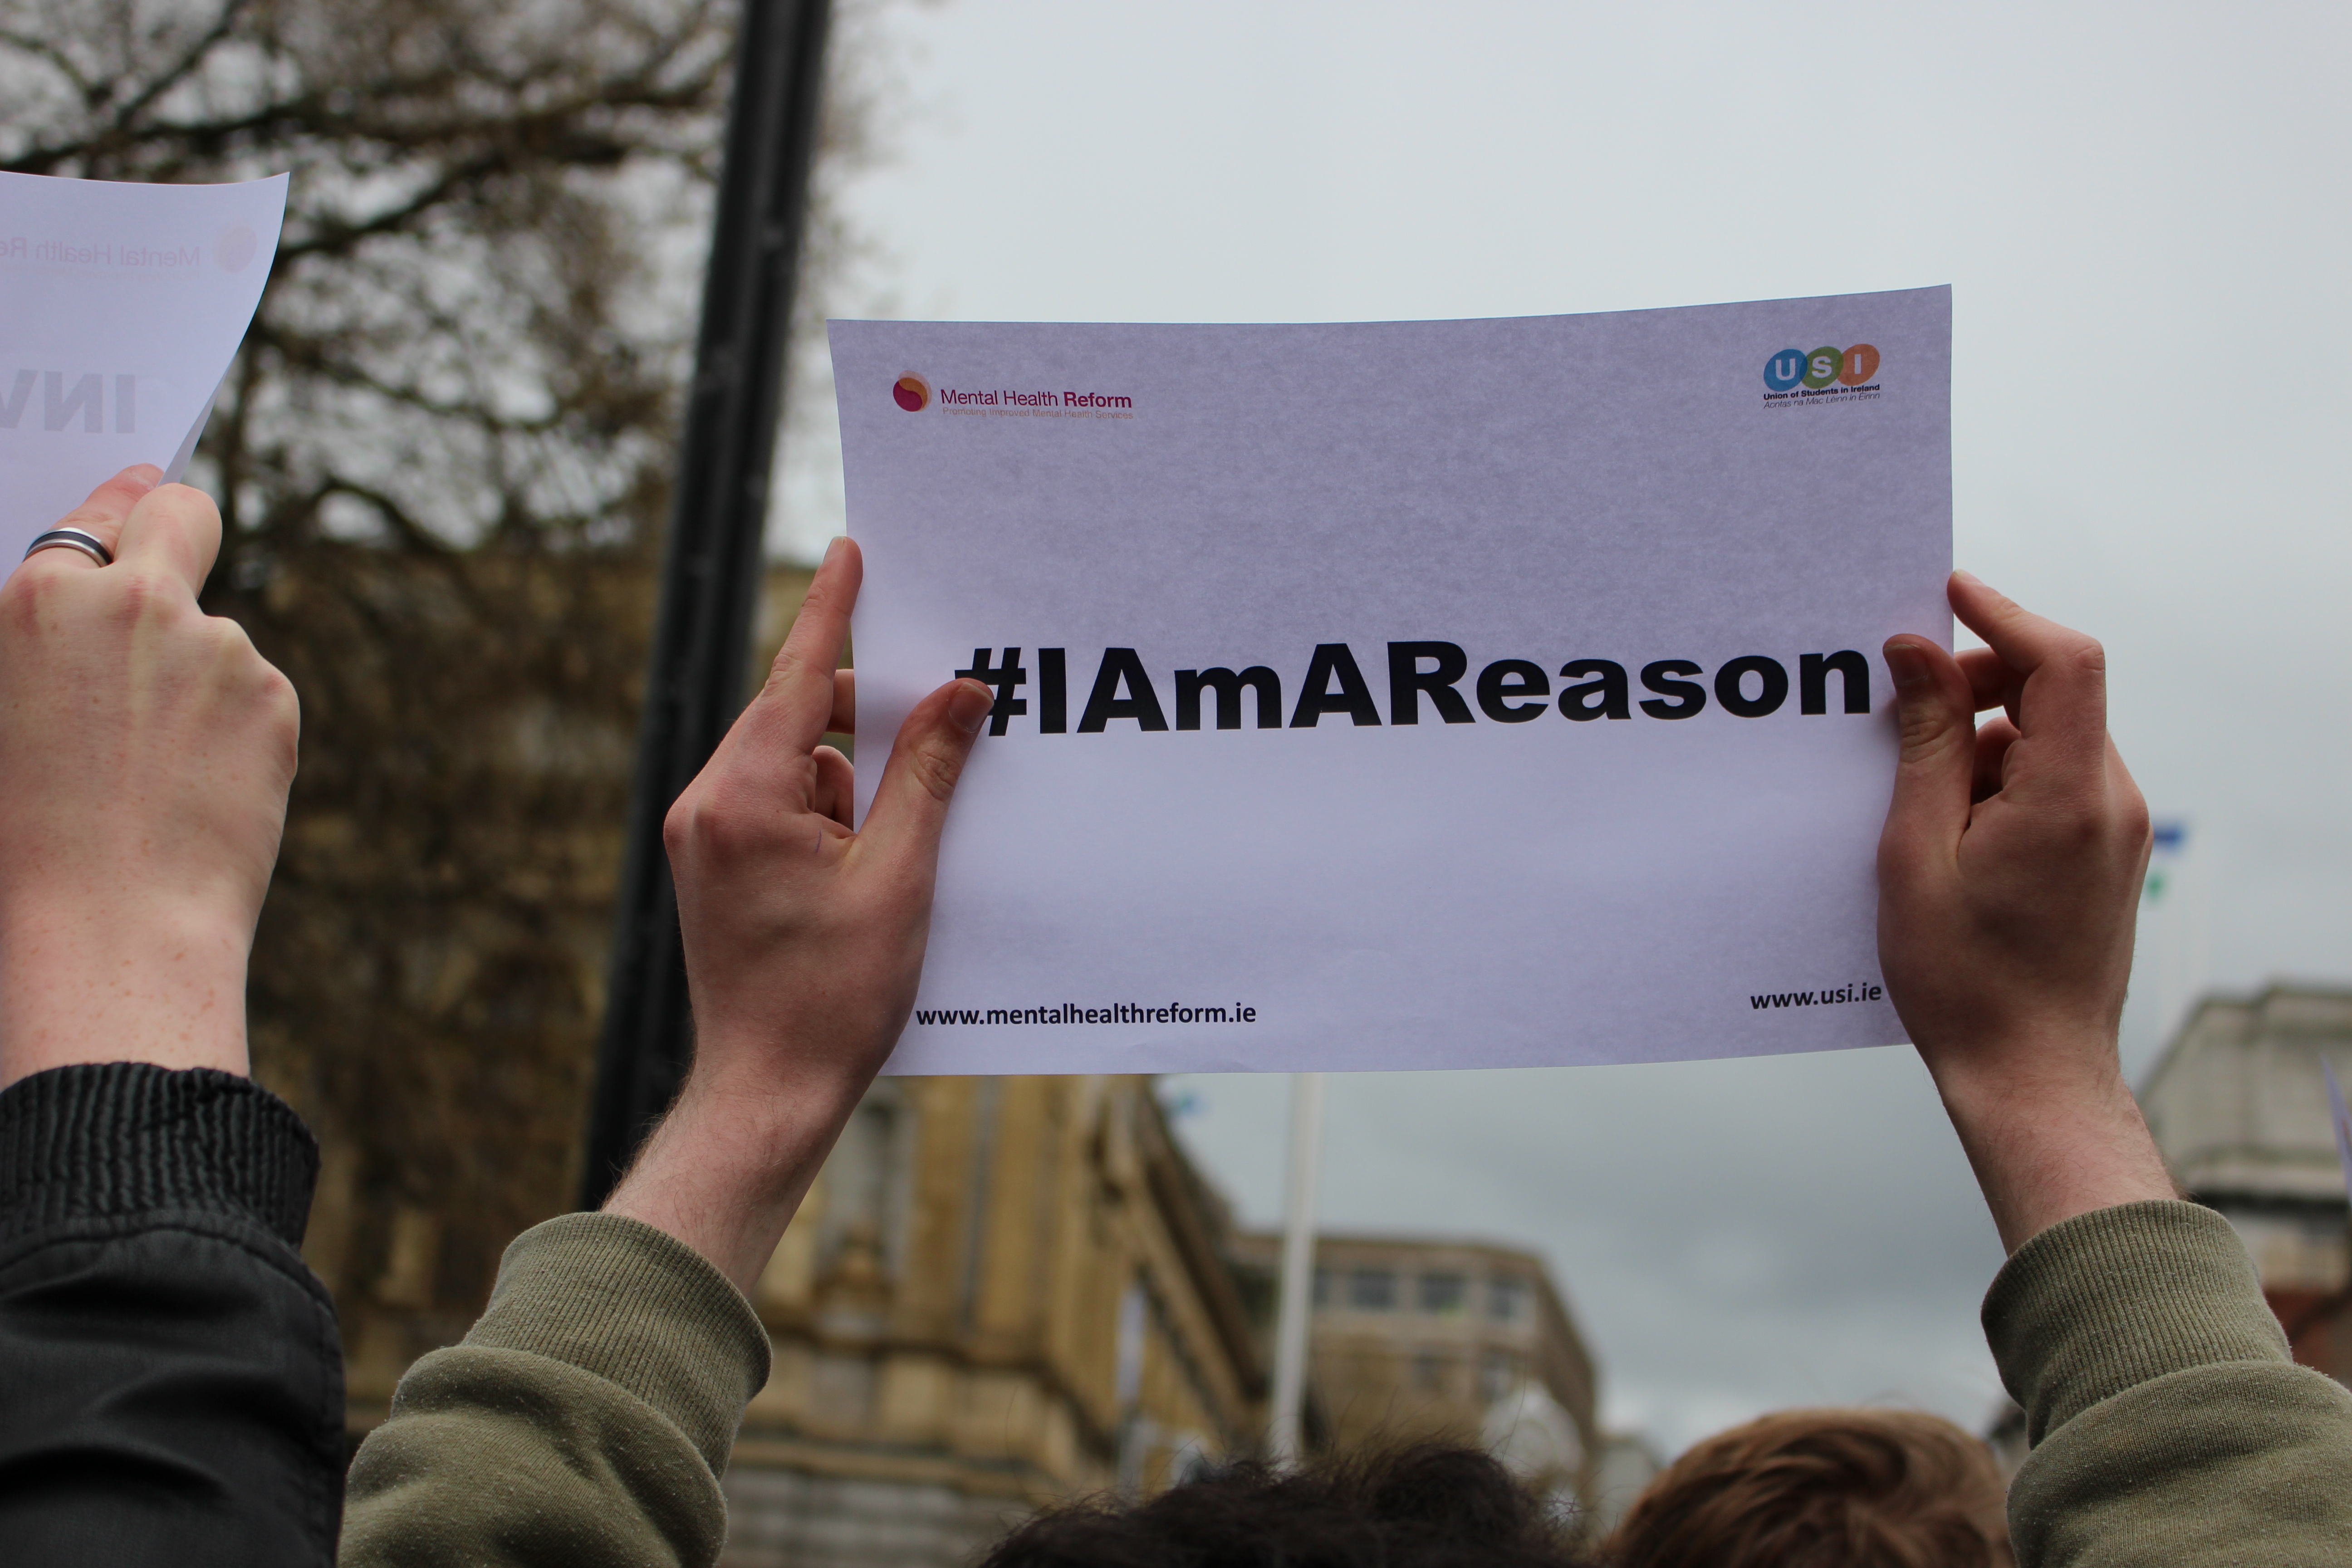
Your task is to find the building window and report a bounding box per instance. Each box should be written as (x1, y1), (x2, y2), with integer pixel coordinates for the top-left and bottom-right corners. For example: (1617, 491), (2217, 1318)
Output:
(1412, 1351), (1450, 1393)
(1480, 1348), (1518, 1401)
(1418, 1271), (1467, 1314)
(1349, 1267), (1397, 1310)
(820, 1091), (906, 1280)
(1489, 1276), (1527, 1323)
(1313, 1267), (1332, 1307)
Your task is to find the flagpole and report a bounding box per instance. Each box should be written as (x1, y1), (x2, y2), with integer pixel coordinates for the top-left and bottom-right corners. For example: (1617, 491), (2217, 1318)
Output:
(1268, 1070), (1326, 1463)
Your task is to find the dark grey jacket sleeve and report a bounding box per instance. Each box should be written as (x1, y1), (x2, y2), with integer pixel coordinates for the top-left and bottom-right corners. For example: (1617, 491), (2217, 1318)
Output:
(0, 1063), (343, 1566)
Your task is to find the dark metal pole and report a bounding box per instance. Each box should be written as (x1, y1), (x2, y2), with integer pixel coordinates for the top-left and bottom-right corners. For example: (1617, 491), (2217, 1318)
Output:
(578, 0), (834, 1210)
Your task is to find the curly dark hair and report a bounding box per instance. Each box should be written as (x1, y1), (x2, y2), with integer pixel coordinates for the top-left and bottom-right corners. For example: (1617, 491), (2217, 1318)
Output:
(978, 1443), (1591, 1568)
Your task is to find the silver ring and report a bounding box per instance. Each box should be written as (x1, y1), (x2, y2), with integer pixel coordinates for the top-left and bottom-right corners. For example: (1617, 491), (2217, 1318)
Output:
(22, 527), (113, 567)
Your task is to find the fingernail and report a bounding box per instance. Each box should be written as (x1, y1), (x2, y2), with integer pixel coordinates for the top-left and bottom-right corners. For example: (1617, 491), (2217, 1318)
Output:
(823, 536), (849, 567)
(1951, 568), (1983, 588)
(949, 680), (992, 733)
(1884, 642), (1930, 691)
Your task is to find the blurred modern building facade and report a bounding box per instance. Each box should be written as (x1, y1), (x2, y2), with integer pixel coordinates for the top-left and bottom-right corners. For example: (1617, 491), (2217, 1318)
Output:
(2141, 983), (2352, 1377)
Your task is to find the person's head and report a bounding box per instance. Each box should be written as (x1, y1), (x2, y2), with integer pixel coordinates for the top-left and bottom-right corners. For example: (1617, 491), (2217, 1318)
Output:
(1603, 1408), (2010, 1568)
(980, 1443), (1590, 1568)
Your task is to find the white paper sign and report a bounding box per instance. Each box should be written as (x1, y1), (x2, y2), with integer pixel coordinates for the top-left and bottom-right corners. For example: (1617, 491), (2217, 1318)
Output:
(0, 172), (287, 560)
(833, 288), (1950, 1074)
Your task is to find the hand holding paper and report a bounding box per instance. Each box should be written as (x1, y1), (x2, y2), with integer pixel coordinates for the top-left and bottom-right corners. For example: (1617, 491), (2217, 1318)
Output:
(0, 467), (298, 1086)
(603, 539), (995, 1290)
(834, 290), (1953, 1073)
(1876, 572), (2173, 1250)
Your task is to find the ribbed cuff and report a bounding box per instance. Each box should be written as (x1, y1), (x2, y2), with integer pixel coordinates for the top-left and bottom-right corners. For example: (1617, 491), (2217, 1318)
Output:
(0, 1063), (318, 1250)
(1984, 1198), (2290, 1444)
(462, 1212), (770, 1476)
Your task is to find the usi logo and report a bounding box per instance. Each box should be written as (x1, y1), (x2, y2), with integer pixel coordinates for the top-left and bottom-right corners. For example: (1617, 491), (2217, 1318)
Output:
(1763, 345), (1879, 393)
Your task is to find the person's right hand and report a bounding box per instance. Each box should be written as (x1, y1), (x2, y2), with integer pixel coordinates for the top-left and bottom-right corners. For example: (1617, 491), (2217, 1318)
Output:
(1877, 571), (2175, 1251)
(0, 466), (299, 1087)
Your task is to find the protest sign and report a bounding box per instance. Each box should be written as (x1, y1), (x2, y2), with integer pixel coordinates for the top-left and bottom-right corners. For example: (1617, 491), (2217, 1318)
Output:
(0, 172), (287, 560)
(833, 288), (1950, 1073)
(2326, 1059), (2352, 1204)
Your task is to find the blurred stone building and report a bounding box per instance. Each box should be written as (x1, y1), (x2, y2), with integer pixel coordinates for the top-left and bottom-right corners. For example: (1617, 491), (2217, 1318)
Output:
(2141, 983), (2352, 1377)
(1230, 1231), (1601, 1514)
(720, 1075), (1265, 1568)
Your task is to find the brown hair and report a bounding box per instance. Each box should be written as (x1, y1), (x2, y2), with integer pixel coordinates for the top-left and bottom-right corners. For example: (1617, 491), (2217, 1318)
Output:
(1603, 1408), (2011, 1568)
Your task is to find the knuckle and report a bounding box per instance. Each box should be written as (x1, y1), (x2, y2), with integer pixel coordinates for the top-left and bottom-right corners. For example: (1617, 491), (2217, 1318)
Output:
(0, 564), (58, 629)
(764, 642), (829, 701)
(796, 568), (846, 622)
(199, 617), (300, 761)
(258, 660), (301, 738)
(906, 735), (966, 804)
(108, 564), (184, 627)
(662, 792), (702, 860)
(2034, 784), (2113, 848)
(1896, 703), (1959, 765)
(202, 618), (275, 690)
(138, 485), (220, 550)
(153, 481), (219, 521)
(666, 772), (776, 862)
(198, 613), (250, 657)
(2115, 788), (2152, 849)
(767, 642), (810, 686)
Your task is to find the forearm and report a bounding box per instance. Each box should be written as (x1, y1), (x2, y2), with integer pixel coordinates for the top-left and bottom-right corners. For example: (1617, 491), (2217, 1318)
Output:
(600, 1057), (868, 1295)
(0, 896), (252, 1086)
(1928, 1036), (2177, 1253)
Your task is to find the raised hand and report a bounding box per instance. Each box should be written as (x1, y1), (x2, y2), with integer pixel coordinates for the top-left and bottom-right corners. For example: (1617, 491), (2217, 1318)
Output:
(603, 537), (991, 1291)
(1877, 571), (2174, 1250)
(0, 466), (299, 1085)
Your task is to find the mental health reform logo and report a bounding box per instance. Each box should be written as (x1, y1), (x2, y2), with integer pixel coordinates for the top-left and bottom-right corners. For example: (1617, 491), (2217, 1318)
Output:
(889, 375), (1138, 420)
(1763, 344), (1879, 393)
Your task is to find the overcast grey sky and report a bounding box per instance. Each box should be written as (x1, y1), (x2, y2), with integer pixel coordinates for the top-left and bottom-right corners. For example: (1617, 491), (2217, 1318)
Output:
(792, 0), (2352, 1453)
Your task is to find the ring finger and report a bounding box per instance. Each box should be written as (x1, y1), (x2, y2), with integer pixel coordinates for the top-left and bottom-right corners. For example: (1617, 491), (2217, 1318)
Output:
(15, 465), (162, 578)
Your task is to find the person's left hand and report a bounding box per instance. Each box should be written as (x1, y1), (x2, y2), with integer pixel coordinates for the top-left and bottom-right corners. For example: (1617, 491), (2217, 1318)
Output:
(603, 537), (991, 1291)
(1877, 572), (2170, 1250)
(0, 466), (299, 1086)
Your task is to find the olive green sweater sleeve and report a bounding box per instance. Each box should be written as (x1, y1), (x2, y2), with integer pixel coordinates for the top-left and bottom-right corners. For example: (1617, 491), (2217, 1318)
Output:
(1984, 1199), (2352, 1568)
(339, 1213), (770, 1568)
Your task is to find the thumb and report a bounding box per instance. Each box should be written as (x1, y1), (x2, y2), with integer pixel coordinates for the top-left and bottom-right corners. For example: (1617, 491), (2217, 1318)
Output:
(1879, 636), (1980, 878)
(856, 678), (994, 871)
